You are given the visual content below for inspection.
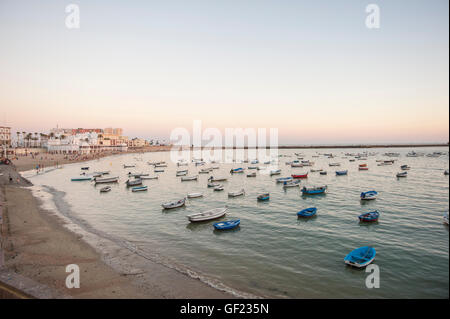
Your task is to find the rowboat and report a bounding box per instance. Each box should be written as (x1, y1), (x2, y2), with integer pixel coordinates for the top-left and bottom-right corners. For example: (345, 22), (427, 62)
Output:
(396, 172), (407, 178)
(195, 161), (206, 166)
(297, 207), (317, 217)
(154, 164), (168, 168)
(444, 211), (449, 225)
(177, 161), (188, 166)
(310, 169), (323, 172)
(291, 173), (308, 179)
(270, 169), (281, 176)
(336, 170), (348, 176)
(213, 219), (240, 230)
(181, 175), (198, 181)
(154, 169), (165, 173)
(187, 193), (203, 198)
(291, 163), (303, 167)
(207, 182), (220, 188)
(187, 207), (227, 222)
(126, 179), (142, 187)
(248, 166), (258, 170)
(360, 191), (377, 200)
(214, 185), (224, 191)
(128, 173), (149, 178)
(320, 171), (327, 175)
(359, 167), (369, 171)
(99, 186), (111, 193)
(283, 180), (300, 188)
(132, 186), (148, 192)
(162, 198), (186, 209)
(123, 164), (135, 168)
(250, 160), (259, 164)
(444, 170), (449, 176)
(344, 246), (376, 268)
(94, 176), (119, 184)
(71, 176), (92, 181)
(276, 177), (293, 183)
(257, 193), (270, 201)
(400, 165), (410, 170)
(230, 168), (244, 174)
(329, 163), (341, 167)
(94, 171), (110, 175)
(208, 176), (227, 182)
(199, 168), (212, 174)
(301, 186), (327, 195)
(228, 189), (245, 197)
(141, 176), (158, 180)
(246, 172), (256, 177)
(359, 210), (380, 222)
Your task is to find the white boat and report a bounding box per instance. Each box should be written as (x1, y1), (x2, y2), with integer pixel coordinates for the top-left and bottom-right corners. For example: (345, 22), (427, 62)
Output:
(99, 186), (111, 193)
(181, 175), (198, 181)
(155, 163), (168, 168)
(94, 176), (119, 184)
(247, 172), (256, 177)
(141, 176), (159, 180)
(213, 184), (224, 191)
(270, 169), (281, 176)
(176, 171), (188, 176)
(329, 163), (341, 167)
(208, 176), (227, 182)
(228, 189), (245, 197)
(187, 193), (203, 198)
(199, 168), (212, 174)
(187, 207), (228, 222)
(162, 198), (186, 209)
(154, 169), (165, 173)
(207, 182), (220, 188)
(283, 180), (300, 188)
(291, 163), (303, 167)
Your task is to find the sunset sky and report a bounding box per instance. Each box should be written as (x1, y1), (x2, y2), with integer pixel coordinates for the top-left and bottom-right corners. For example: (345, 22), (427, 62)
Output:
(0, 0), (448, 144)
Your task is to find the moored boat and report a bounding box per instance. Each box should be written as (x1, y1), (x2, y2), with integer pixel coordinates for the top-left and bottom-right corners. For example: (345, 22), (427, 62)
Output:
(99, 186), (111, 193)
(126, 178), (142, 187)
(162, 198), (186, 209)
(396, 172), (407, 178)
(132, 186), (148, 192)
(71, 176), (92, 181)
(230, 168), (244, 174)
(319, 171), (327, 175)
(358, 167), (369, 171)
(207, 182), (220, 188)
(400, 165), (411, 170)
(291, 173), (308, 179)
(359, 211), (380, 222)
(208, 176), (227, 182)
(283, 180), (300, 188)
(444, 211), (449, 225)
(94, 176), (119, 184)
(187, 207), (227, 222)
(181, 175), (198, 181)
(213, 219), (240, 230)
(141, 176), (158, 180)
(246, 172), (256, 177)
(301, 186), (327, 195)
(344, 246), (376, 268)
(360, 190), (377, 200)
(276, 176), (293, 183)
(213, 184), (224, 191)
(336, 170), (348, 176)
(270, 169), (281, 176)
(257, 193), (270, 201)
(228, 189), (245, 197)
(187, 192), (203, 198)
(297, 207), (317, 217)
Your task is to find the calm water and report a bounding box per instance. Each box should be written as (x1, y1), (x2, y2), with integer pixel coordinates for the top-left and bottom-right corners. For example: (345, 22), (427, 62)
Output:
(24, 147), (449, 298)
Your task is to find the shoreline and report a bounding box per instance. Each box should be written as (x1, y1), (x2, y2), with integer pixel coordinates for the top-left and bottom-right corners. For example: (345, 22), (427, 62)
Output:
(0, 163), (239, 298)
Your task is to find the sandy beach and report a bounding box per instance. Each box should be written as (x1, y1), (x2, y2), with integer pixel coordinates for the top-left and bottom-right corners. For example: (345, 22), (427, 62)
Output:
(0, 162), (235, 299)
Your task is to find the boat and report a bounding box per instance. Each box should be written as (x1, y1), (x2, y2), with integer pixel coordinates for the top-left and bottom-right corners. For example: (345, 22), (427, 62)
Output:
(301, 186), (327, 195)
(208, 176), (227, 182)
(230, 168), (244, 174)
(320, 171), (327, 175)
(94, 170), (110, 175)
(213, 219), (240, 230)
(310, 169), (323, 172)
(250, 160), (259, 164)
(123, 164), (135, 168)
(199, 168), (212, 174)
(128, 173), (149, 178)
(400, 165), (410, 170)
(246, 172), (256, 177)
(359, 166), (369, 171)
(94, 176), (119, 184)
(270, 169), (281, 176)
(99, 186), (111, 193)
(257, 193), (270, 201)
(162, 198), (186, 209)
(176, 169), (188, 176)
(248, 166), (258, 170)
(359, 211), (380, 222)
(444, 170), (449, 176)
(154, 169), (165, 173)
(187, 193), (203, 198)
(329, 163), (341, 167)
(81, 167), (89, 170)
(177, 161), (188, 166)
(195, 161), (206, 166)
(207, 182), (220, 188)
(71, 176), (92, 181)
(283, 180), (300, 188)
(132, 186), (148, 192)
(228, 189), (245, 197)
(187, 207), (227, 222)
(181, 175), (198, 181)
(290, 163), (303, 168)
(444, 211), (449, 225)
(154, 163), (168, 168)
(141, 176), (158, 180)
(336, 170), (348, 176)
(213, 185), (224, 191)
(396, 172), (407, 178)
(291, 173), (308, 179)
(344, 246), (376, 268)
(126, 179), (142, 187)
(276, 176), (293, 183)
(297, 207), (317, 217)
(360, 191), (377, 200)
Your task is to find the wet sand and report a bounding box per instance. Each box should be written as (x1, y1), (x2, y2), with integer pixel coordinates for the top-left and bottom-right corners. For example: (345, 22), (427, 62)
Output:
(0, 164), (234, 298)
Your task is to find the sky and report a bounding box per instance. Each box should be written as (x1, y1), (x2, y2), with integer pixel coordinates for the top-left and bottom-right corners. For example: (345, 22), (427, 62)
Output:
(0, 0), (448, 145)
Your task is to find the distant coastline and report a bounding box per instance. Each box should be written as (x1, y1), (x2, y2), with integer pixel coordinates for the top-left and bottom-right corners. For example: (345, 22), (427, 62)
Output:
(185, 143), (449, 150)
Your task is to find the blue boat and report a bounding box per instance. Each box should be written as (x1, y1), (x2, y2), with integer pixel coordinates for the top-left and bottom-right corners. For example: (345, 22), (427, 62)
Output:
(131, 186), (148, 192)
(257, 193), (270, 201)
(344, 246), (376, 268)
(213, 219), (240, 230)
(301, 186), (327, 195)
(336, 170), (348, 176)
(71, 176), (92, 181)
(230, 168), (244, 173)
(297, 207), (317, 217)
(359, 211), (380, 222)
(360, 190), (378, 200)
(276, 176), (293, 183)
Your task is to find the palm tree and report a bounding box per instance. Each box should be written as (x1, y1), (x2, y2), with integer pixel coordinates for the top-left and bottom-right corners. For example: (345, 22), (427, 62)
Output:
(16, 131), (20, 147)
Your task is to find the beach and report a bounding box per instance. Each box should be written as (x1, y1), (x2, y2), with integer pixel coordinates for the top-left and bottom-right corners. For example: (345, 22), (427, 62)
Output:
(0, 157), (234, 299)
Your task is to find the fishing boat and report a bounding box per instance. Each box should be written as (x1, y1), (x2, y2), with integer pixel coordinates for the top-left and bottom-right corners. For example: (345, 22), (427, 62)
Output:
(329, 163), (341, 167)
(177, 161), (188, 166)
(359, 211), (380, 222)
(126, 179), (142, 187)
(292, 173), (308, 179)
(301, 186), (327, 195)
(444, 211), (449, 225)
(187, 207), (227, 222)
(213, 219), (240, 230)
(162, 198), (186, 209)
(297, 207), (317, 217)
(276, 176), (293, 183)
(270, 169), (281, 176)
(248, 166), (258, 170)
(283, 180), (300, 188)
(94, 176), (119, 184)
(344, 246), (376, 268)
(360, 191), (377, 200)
(291, 163), (303, 168)
(320, 171), (327, 175)
(396, 172), (407, 178)
(310, 169), (323, 172)
(207, 182), (220, 188)
(132, 186), (148, 192)
(214, 185), (224, 191)
(181, 175), (198, 181)
(199, 168), (212, 174)
(81, 166), (89, 170)
(154, 163), (168, 168)
(208, 176), (227, 182)
(246, 172), (256, 177)
(123, 164), (135, 168)
(141, 176), (158, 180)
(336, 170), (348, 176)
(359, 164), (367, 167)
(99, 186), (111, 193)
(71, 176), (92, 181)
(228, 189), (245, 197)
(154, 169), (165, 173)
(400, 165), (410, 170)
(230, 168), (244, 174)
(187, 193), (203, 198)
(257, 193), (270, 201)
(359, 166), (369, 171)
(195, 161), (206, 166)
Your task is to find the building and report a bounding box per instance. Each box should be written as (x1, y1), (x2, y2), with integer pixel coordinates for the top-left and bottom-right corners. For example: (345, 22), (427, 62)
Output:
(0, 126), (11, 147)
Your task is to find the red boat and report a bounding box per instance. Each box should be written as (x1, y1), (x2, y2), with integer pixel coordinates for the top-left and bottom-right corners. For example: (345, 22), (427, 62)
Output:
(291, 173), (308, 179)
(359, 167), (369, 170)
